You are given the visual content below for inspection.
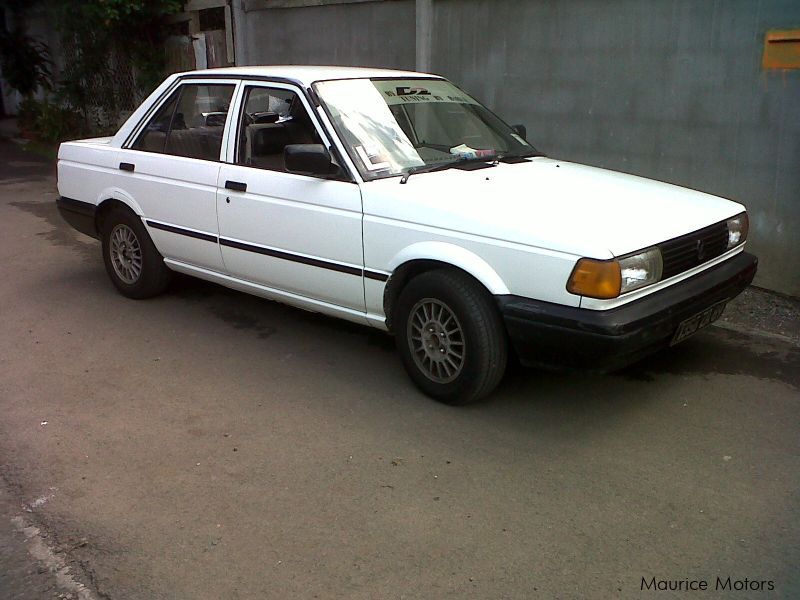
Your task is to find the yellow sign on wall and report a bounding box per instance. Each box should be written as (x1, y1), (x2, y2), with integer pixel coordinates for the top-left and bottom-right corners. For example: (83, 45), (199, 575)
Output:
(763, 29), (800, 69)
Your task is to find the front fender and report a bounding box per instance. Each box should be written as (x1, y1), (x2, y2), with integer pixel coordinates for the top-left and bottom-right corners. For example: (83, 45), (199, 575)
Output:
(387, 241), (510, 295)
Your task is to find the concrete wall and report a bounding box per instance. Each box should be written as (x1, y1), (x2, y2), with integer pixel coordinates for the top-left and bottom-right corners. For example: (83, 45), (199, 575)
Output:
(238, 0), (415, 69)
(238, 0), (800, 295)
(431, 0), (800, 295)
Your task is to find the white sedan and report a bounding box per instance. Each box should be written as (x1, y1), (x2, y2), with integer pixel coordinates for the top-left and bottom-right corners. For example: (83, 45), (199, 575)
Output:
(56, 66), (757, 404)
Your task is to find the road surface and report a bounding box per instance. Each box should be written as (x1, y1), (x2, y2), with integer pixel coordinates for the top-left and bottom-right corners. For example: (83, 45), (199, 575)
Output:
(1, 139), (798, 599)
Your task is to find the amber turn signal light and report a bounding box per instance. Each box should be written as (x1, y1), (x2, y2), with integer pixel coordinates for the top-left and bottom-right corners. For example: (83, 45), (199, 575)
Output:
(567, 258), (622, 299)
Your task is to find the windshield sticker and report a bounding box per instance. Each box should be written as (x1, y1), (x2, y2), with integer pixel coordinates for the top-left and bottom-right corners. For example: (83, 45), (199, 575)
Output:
(383, 90), (473, 105)
(395, 86), (431, 96)
(374, 80), (481, 107)
(355, 145), (391, 171)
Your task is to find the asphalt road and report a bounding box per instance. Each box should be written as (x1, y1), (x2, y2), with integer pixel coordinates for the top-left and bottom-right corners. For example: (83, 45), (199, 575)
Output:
(1, 139), (798, 599)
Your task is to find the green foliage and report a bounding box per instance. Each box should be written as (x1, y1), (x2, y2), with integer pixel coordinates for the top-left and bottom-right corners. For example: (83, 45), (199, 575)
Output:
(54, 0), (182, 80)
(18, 96), (87, 143)
(5, 0), (181, 142)
(51, 0), (182, 131)
(64, 0), (183, 24)
(0, 26), (52, 97)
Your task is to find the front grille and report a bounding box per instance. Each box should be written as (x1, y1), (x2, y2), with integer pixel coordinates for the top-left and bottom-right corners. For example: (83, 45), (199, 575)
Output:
(658, 221), (729, 279)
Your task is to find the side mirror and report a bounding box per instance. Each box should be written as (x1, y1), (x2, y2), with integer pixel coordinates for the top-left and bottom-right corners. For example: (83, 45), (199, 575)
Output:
(285, 144), (339, 177)
(512, 124), (527, 140)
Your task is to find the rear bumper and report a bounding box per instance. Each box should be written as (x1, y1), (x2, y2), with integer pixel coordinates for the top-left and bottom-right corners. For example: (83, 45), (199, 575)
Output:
(497, 251), (758, 371)
(56, 196), (98, 239)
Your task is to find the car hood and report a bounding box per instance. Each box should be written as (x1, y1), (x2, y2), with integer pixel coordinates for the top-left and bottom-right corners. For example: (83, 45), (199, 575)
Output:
(362, 157), (744, 258)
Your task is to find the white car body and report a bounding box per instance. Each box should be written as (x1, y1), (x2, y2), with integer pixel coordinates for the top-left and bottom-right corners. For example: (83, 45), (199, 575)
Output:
(56, 66), (757, 399)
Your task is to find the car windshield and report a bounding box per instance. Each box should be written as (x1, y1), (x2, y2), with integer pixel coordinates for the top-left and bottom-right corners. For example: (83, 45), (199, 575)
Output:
(314, 78), (538, 180)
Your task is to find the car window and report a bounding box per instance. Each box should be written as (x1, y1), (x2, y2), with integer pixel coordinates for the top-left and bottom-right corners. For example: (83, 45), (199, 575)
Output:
(396, 103), (507, 151)
(236, 86), (322, 172)
(131, 90), (180, 153)
(132, 83), (235, 161)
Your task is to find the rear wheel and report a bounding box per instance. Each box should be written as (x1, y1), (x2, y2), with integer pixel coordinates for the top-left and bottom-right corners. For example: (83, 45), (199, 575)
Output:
(101, 206), (172, 299)
(394, 269), (508, 404)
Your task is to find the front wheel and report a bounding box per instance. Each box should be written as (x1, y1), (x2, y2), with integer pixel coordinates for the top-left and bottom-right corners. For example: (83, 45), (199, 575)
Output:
(394, 269), (508, 405)
(101, 206), (172, 299)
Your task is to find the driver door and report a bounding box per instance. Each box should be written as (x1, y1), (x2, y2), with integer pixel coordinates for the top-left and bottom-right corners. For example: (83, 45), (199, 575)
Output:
(216, 82), (366, 316)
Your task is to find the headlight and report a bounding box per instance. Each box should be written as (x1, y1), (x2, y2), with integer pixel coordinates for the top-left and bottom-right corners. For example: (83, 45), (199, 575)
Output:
(618, 247), (663, 294)
(567, 247), (663, 299)
(726, 212), (748, 248)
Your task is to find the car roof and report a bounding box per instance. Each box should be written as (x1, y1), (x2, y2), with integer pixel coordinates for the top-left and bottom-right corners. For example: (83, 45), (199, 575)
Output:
(179, 65), (442, 87)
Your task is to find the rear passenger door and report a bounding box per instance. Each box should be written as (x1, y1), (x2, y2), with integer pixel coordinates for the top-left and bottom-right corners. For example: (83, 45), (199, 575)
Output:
(117, 79), (239, 271)
(216, 83), (366, 315)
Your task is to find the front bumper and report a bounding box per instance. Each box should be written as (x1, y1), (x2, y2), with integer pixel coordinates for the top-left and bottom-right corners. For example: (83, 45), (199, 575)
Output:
(497, 251), (758, 372)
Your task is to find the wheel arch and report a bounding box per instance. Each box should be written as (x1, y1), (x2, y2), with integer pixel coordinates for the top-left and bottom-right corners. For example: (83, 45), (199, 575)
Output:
(382, 242), (509, 331)
(94, 189), (144, 235)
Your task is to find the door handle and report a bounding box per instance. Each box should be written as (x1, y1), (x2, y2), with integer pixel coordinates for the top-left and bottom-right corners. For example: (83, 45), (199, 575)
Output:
(119, 162), (135, 172)
(225, 180), (247, 192)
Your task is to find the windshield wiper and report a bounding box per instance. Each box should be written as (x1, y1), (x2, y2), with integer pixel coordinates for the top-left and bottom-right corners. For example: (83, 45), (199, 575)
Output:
(496, 150), (547, 162)
(400, 155), (499, 184)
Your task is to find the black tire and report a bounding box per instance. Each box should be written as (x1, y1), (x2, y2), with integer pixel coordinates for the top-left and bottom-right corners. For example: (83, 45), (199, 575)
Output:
(101, 206), (172, 299)
(394, 269), (508, 405)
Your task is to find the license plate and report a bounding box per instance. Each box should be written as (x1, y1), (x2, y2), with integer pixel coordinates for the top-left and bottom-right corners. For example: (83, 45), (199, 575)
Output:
(670, 300), (727, 346)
